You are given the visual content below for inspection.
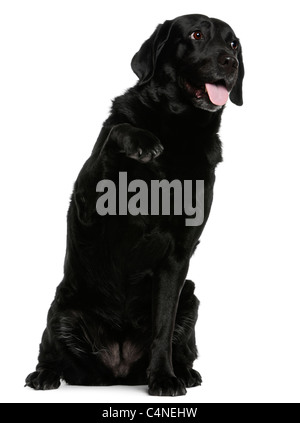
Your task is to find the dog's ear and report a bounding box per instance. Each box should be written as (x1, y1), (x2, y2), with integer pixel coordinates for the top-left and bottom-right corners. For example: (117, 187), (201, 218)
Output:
(131, 19), (175, 85)
(230, 46), (244, 106)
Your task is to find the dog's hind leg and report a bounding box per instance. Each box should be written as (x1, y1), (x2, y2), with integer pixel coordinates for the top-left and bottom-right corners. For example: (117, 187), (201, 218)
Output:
(25, 306), (65, 390)
(25, 328), (62, 390)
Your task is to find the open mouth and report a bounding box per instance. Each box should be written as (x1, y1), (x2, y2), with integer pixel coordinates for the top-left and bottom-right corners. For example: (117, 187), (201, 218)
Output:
(183, 79), (229, 107)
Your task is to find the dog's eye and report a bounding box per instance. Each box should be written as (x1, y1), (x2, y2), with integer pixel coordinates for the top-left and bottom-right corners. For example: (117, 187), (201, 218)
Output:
(231, 40), (238, 50)
(190, 31), (204, 41)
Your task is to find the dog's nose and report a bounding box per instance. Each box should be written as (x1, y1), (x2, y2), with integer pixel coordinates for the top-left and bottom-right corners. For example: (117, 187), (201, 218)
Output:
(218, 54), (239, 73)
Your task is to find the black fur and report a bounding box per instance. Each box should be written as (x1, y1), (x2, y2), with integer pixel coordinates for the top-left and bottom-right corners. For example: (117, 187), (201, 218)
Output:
(25, 14), (244, 396)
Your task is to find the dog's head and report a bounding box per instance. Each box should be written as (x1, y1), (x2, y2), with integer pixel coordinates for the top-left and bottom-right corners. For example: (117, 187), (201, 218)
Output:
(131, 14), (244, 112)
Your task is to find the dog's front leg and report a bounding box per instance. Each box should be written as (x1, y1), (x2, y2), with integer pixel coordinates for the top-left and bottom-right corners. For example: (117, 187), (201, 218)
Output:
(148, 260), (189, 396)
(105, 123), (164, 163)
(74, 123), (164, 225)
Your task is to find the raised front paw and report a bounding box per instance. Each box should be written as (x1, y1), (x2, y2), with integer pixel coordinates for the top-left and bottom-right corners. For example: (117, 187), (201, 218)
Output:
(126, 133), (164, 163)
(148, 374), (187, 396)
(112, 123), (164, 163)
(25, 369), (61, 390)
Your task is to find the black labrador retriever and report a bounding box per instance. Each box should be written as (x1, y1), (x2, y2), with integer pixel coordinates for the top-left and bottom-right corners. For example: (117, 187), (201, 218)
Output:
(26, 14), (244, 396)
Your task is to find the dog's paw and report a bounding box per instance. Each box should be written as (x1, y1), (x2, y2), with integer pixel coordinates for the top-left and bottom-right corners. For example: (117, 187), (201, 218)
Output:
(25, 369), (61, 390)
(176, 367), (202, 388)
(111, 123), (164, 163)
(148, 374), (187, 396)
(124, 130), (164, 163)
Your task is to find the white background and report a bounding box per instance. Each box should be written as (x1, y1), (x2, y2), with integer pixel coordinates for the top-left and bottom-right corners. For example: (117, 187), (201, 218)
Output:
(1, 0), (299, 404)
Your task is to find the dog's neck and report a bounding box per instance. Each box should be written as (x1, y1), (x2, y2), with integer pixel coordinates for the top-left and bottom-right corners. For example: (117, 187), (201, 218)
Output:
(133, 81), (224, 131)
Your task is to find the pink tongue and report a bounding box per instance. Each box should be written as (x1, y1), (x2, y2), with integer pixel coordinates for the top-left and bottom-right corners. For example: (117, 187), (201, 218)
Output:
(205, 83), (229, 106)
